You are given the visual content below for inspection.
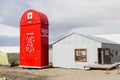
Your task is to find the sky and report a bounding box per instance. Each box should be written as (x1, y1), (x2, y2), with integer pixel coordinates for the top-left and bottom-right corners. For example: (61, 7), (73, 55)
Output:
(1, 0), (120, 45)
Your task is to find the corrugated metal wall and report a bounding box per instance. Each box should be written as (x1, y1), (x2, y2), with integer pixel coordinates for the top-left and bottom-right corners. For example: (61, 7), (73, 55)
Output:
(102, 43), (120, 63)
(53, 34), (101, 69)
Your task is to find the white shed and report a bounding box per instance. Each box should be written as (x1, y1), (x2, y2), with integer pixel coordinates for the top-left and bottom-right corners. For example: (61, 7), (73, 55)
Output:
(53, 33), (120, 69)
(0, 46), (19, 65)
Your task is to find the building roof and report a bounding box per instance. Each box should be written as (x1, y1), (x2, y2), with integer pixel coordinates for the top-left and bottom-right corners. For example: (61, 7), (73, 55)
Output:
(81, 33), (116, 44)
(53, 33), (117, 44)
(0, 46), (19, 53)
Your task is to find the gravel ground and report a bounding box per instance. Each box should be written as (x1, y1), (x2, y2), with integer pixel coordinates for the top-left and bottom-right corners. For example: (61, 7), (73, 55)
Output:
(0, 65), (120, 80)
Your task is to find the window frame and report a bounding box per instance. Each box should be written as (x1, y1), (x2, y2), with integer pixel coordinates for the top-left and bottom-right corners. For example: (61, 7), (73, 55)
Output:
(74, 49), (87, 62)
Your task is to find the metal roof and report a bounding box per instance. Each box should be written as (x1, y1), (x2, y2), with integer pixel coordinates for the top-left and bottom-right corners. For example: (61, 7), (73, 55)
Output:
(53, 33), (117, 44)
(80, 33), (116, 44)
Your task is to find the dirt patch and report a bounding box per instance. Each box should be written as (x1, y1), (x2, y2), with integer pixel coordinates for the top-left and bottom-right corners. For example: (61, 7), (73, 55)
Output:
(0, 66), (47, 80)
(0, 71), (46, 80)
(0, 65), (120, 80)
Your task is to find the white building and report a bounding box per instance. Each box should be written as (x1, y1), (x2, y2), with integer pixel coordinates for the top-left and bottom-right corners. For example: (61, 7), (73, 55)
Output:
(53, 33), (120, 69)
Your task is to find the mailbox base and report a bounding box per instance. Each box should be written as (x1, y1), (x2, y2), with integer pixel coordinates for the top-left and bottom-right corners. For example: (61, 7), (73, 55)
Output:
(19, 65), (49, 69)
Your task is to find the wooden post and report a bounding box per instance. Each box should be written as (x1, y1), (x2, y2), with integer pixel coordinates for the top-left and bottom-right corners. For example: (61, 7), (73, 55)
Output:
(117, 66), (120, 74)
(105, 64), (109, 74)
(2, 77), (7, 80)
(0, 76), (7, 80)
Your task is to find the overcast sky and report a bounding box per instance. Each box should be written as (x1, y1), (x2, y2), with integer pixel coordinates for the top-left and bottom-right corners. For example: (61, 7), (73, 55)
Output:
(1, 0), (120, 45)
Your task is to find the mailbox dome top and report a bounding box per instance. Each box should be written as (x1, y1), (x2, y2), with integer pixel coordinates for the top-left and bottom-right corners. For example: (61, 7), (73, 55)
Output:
(20, 9), (49, 26)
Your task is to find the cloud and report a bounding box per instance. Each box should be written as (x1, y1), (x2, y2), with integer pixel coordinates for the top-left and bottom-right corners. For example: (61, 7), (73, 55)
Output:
(1, 0), (120, 27)
(68, 26), (120, 35)
(0, 17), (4, 23)
(45, 0), (120, 26)
(0, 24), (19, 46)
(0, 36), (19, 46)
(94, 34), (120, 44)
(43, 0), (120, 40)
(0, 0), (120, 44)
(0, 24), (19, 37)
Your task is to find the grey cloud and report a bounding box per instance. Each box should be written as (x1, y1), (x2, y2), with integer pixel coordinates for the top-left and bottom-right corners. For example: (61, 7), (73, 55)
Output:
(0, 17), (4, 23)
(0, 0), (120, 44)
(1, 0), (120, 27)
(0, 36), (19, 46)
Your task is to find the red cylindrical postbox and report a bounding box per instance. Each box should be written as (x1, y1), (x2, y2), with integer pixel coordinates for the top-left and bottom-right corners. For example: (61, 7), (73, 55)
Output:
(20, 9), (49, 68)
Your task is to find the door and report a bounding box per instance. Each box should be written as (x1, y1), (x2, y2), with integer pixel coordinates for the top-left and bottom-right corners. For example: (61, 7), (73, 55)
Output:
(98, 48), (111, 64)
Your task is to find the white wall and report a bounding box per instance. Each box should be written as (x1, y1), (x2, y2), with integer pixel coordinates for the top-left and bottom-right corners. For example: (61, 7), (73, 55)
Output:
(73, 34), (101, 69)
(53, 34), (101, 69)
(53, 34), (75, 68)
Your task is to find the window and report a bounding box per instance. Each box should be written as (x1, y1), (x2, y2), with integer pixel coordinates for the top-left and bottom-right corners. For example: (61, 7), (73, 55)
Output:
(75, 49), (87, 62)
(116, 50), (118, 56)
(118, 49), (120, 55)
(105, 50), (109, 55)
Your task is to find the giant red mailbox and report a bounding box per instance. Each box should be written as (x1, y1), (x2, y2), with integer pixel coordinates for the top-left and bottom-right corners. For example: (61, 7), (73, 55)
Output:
(20, 9), (49, 68)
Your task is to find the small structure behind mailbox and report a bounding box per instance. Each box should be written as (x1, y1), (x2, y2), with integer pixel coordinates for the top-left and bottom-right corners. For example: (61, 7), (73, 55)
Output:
(20, 10), (49, 68)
